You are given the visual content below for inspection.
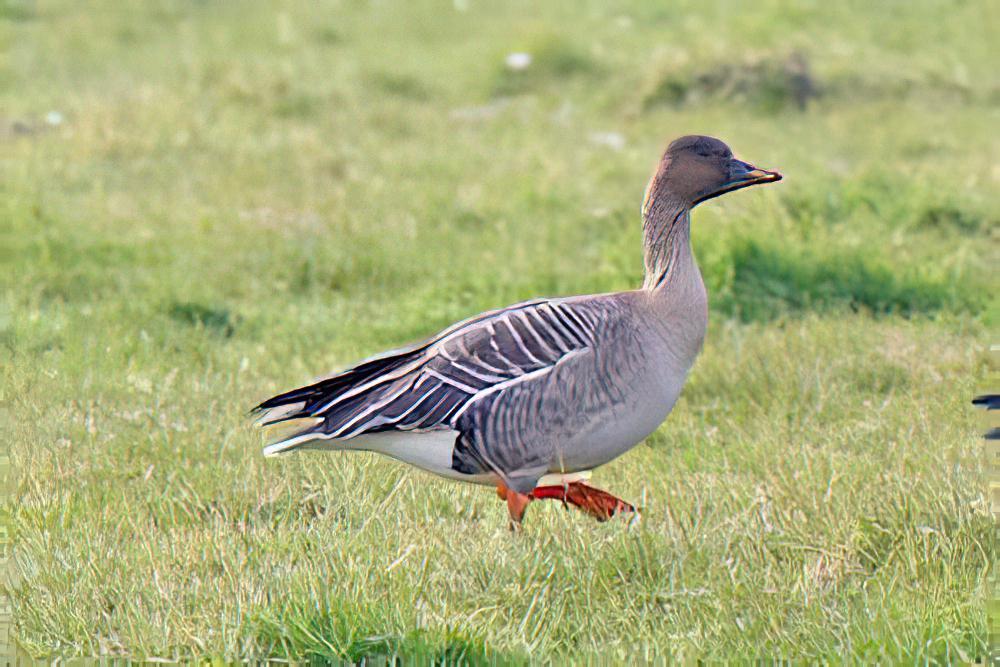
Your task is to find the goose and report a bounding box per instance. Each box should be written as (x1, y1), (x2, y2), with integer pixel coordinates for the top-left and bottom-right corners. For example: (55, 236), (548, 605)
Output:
(254, 135), (781, 528)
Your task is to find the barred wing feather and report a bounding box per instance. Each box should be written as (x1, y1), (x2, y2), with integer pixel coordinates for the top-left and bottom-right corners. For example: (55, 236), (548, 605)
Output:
(254, 298), (600, 454)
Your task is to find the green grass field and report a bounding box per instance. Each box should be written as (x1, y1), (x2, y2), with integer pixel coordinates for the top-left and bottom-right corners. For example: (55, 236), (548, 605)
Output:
(3, 0), (997, 661)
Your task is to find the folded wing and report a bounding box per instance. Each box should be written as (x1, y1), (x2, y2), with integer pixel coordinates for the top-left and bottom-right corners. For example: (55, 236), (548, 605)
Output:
(254, 298), (600, 455)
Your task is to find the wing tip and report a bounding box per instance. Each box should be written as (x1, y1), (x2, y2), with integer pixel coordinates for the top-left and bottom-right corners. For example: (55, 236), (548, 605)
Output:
(259, 416), (327, 457)
(252, 401), (308, 427)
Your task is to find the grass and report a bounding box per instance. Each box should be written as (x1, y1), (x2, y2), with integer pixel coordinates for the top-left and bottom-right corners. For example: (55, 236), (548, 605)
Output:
(2, 0), (996, 661)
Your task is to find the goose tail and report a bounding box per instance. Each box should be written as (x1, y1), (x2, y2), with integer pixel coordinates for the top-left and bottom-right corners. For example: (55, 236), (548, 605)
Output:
(251, 345), (426, 456)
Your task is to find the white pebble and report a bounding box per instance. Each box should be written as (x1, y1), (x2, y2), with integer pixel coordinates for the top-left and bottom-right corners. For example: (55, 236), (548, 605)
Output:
(505, 52), (532, 70)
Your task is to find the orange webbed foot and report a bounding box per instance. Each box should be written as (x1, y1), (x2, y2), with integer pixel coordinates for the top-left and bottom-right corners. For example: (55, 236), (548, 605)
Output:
(531, 482), (635, 522)
(495, 480), (636, 526)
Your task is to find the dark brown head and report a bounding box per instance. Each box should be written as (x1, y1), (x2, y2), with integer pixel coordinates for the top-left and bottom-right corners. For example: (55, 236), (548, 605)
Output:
(643, 135), (781, 215)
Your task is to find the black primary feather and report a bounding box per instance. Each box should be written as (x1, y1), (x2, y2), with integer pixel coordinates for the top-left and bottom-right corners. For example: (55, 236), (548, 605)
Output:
(972, 393), (999, 410)
(252, 347), (426, 426)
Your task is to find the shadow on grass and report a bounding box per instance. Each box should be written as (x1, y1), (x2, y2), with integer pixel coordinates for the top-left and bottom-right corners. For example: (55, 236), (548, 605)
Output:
(644, 51), (818, 112)
(711, 238), (981, 322)
(642, 50), (994, 113)
(779, 174), (994, 236)
(167, 301), (237, 337)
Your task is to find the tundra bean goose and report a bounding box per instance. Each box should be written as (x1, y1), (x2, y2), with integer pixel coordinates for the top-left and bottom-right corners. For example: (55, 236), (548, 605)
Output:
(254, 135), (781, 527)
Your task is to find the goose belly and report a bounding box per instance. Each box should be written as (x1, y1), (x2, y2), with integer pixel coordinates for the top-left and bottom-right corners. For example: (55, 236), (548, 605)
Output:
(324, 430), (495, 484)
(555, 363), (689, 472)
(325, 431), (593, 488)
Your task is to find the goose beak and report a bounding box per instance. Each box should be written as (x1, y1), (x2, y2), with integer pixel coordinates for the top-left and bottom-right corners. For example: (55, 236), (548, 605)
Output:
(696, 158), (782, 205)
(724, 158), (783, 189)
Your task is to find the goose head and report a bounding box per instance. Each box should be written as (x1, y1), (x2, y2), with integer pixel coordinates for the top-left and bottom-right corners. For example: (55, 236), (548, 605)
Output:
(643, 135), (782, 214)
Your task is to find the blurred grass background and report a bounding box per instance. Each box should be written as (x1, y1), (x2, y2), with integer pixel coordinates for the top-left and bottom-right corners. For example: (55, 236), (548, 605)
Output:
(2, 0), (997, 661)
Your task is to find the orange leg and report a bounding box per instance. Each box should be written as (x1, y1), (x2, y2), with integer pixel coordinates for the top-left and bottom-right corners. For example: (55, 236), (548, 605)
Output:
(496, 480), (635, 526)
(496, 482), (533, 530)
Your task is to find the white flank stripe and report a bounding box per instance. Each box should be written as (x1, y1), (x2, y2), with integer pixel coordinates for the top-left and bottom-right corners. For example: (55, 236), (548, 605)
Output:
(469, 354), (509, 375)
(515, 310), (559, 357)
(537, 307), (572, 351)
(448, 359), (506, 383)
(550, 306), (589, 344)
(336, 385), (442, 438)
(450, 348), (586, 422)
(406, 392), (453, 429)
(563, 305), (593, 331)
(489, 338), (524, 375)
(502, 316), (543, 365)
(559, 307), (594, 342)
(424, 367), (477, 394)
(328, 378), (415, 438)
(385, 385), (444, 423)
(314, 357), (427, 414)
